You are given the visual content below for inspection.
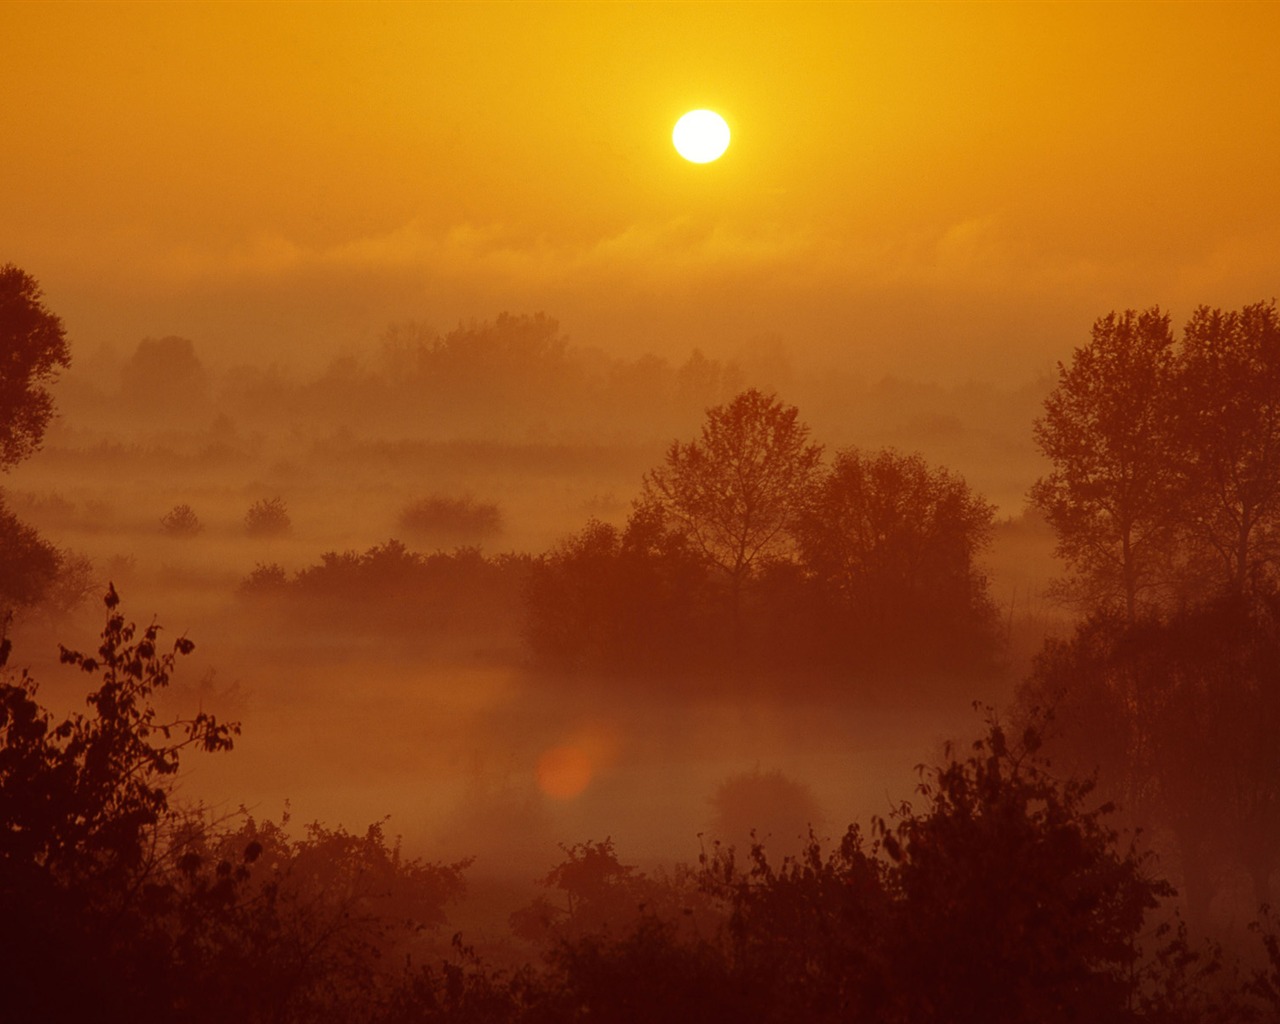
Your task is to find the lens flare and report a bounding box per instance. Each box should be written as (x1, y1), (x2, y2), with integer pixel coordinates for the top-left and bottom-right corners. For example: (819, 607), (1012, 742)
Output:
(536, 744), (594, 799)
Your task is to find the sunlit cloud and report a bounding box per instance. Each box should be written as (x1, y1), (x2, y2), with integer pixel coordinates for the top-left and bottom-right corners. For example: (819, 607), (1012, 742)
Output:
(143, 216), (834, 294)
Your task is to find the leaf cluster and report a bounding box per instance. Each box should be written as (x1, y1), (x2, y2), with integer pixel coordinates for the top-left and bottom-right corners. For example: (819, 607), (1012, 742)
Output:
(0, 263), (70, 470)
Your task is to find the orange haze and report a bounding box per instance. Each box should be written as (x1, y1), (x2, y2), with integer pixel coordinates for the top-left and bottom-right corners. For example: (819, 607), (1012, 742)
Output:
(4, 2), (1279, 382)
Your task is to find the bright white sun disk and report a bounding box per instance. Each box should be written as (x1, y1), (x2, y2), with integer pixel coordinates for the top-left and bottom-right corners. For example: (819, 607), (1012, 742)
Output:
(673, 110), (730, 163)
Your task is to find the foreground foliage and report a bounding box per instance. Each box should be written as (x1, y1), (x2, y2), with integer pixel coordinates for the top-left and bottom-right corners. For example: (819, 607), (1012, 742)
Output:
(0, 590), (467, 1023)
(6, 594), (1280, 1022)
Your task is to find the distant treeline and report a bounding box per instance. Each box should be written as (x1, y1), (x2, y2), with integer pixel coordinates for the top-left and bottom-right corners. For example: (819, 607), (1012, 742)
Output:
(54, 312), (1050, 463)
(61, 315), (756, 439)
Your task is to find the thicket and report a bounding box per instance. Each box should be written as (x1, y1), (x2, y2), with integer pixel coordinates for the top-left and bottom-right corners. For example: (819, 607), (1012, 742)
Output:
(5, 597), (1279, 1022)
(245, 496), (291, 537)
(398, 495), (503, 544)
(1019, 301), (1280, 937)
(0, 265), (92, 629)
(223, 390), (1001, 688)
(526, 390), (1002, 684)
(240, 541), (532, 651)
(0, 589), (472, 1022)
(160, 502), (203, 537)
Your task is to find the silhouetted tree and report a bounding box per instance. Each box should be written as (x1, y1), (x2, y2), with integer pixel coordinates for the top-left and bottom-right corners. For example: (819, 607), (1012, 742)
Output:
(1175, 301), (1280, 594)
(508, 840), (736, 1023)
(796, 447), (1000, 674)
(525, 510), (713, 674)
(510, 839), (650, 946)
(0, 264), (70, 470)
(531, 405), (1009, 681)
(878, 719), (1168, 1023)
(119, 335), (211, 412)
(707, 768), (824, 857)
(161, 502), (203, 537)
(0, 266), (72, 622)
(0, 589), (480, 1022)
(0, 586), (238, 1021)
(641, 389), (823, 634)
(1031, 308), (1183, 620)
(1018, 591), (1280, 933)
(0, 497), (60, 613)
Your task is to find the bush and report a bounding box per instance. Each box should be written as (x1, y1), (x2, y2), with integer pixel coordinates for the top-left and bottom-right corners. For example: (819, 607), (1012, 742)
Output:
(238, 561), (288, 594)
(398, 495), (502, 543)
(160, 503), (202, 537)
(40, 549), (97, 617)
(512, 717), (1196, 1024)
(708, 769), (824, 854)
(0, 587), (238, 1021)
(244, 497), (290, 537)
(0, 498), (60, 613)
(0, 589), (472, 1023)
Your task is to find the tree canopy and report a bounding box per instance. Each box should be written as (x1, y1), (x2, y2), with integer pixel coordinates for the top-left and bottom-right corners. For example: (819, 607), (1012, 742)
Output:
(1026, 300), (1280, 934)
(795, 447), (999, 673)
(1032, 300), (1280, 616)
(1031, 308), (1182, 619)
(528, 390), (1003, 683)
(0, 264), (70, 471)
(641, 388), (823, 595)
(1176, 301), (1280, 593)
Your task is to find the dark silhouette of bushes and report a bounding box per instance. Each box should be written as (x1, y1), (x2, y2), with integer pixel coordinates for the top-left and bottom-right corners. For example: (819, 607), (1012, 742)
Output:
(500, 718), (1276, 1023)
(398, 494), (503, 544)
(7, 599), (1280, 1021)
(509, 838), (719, 953)
(525, 394), (1002, 687)
(525, 509), (719, 676)
(161, 502), (203, 537)
(0, 586), (239, 1021)
(239, 560), (288, 594)
(245, 495), (291, 536)
(0, 589), (469, 1023)
(238, 540), (532, 651)
(0, 496), (60, 614)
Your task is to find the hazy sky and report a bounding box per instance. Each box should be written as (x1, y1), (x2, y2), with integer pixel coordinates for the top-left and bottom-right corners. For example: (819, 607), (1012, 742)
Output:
(5, 2), (1279, 383)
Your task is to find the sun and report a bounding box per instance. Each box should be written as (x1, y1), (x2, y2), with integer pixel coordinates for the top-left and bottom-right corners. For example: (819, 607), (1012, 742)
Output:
(673, 109), (730, 163)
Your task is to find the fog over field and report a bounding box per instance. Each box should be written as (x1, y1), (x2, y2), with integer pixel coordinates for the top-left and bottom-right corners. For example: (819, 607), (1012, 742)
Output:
(5, 330), (1060, 882)
(7, 4), (1280, 1020)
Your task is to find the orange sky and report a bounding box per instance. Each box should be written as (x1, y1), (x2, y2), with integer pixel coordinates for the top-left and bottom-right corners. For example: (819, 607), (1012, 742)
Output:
(4, 2), (1279, 383)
